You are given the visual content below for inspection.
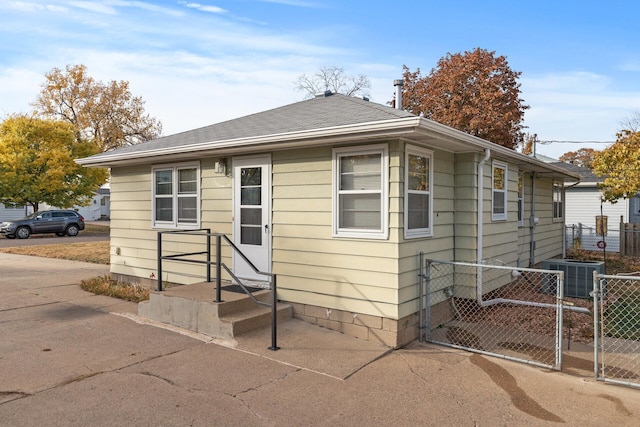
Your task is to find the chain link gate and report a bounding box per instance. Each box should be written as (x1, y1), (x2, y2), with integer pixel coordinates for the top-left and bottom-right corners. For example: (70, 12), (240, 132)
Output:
(423, 259), (576, 370)
(593, 273), (640, 389)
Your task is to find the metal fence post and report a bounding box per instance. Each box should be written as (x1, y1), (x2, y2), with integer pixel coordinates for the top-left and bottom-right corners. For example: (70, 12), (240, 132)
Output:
(424, 259), (431, 341)
(592, 270), (599, 380)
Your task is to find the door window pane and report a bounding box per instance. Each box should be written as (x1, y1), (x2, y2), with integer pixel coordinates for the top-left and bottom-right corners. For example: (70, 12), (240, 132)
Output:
(241, 188), (261, 205)
(241, 226), (262, 245)
(241, 167), (261, 186)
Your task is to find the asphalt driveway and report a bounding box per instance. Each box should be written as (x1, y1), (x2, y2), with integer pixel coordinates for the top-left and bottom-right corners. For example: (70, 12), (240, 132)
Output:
(1, 252), (639, 426)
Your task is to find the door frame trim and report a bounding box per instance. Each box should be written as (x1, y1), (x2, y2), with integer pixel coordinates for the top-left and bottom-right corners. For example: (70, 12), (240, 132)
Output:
(231, 154), (272, 279)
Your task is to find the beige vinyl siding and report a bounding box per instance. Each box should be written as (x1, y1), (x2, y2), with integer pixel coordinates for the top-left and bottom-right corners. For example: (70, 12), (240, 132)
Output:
(397, 147), (455, 318)
(481, 161), (519, 267)
(110, 160), (231, 285)
(517, 172), (533, 267)
(530, 177), (564, 263)
(271, 143), (402, 319)
(453, 153), (479, 262)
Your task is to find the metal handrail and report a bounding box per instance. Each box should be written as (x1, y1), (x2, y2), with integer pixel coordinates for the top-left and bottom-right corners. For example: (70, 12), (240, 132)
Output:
(157, 229), (279, 350)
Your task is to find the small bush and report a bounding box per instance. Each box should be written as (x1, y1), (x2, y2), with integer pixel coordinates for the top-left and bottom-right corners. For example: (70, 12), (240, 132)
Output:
(81, 274), (150, 302)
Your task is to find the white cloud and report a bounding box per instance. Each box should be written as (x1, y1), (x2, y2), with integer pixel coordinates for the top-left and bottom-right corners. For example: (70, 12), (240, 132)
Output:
(67, 1), (117, 15)
(183, 2), (226, 14)
(520, 71), (640, 158)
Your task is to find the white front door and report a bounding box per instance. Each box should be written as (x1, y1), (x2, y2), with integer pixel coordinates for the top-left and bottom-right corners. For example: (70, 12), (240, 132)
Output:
(233, 155), (271, 280)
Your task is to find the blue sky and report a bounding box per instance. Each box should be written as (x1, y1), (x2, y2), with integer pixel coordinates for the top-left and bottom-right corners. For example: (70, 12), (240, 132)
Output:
(1, 0), (639, 158)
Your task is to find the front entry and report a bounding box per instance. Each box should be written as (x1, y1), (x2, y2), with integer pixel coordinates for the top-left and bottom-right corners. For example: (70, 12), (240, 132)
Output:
(232, 155), (271, 281)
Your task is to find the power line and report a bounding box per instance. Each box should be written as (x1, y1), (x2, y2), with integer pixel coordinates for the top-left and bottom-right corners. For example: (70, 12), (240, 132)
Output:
(537, 140), (615, 145)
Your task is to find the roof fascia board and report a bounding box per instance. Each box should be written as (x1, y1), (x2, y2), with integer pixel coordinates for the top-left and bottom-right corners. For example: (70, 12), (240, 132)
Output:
(76, 117), (422, 167)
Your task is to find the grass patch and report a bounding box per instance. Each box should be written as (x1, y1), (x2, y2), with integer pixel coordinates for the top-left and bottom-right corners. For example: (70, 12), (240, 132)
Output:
(0, 241), (110, 264)
(83, 223), (110, 234)
(80, 274), (150, 302)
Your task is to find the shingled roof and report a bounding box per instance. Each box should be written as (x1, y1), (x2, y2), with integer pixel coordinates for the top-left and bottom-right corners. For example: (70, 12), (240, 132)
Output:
(76, 92), (581, 182)
(93, 93), (413, 157)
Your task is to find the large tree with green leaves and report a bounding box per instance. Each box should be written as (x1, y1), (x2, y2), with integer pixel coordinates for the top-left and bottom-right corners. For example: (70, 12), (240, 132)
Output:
(591, 131), (640, 202)
(32, 64), (162, 152)
(401, 48), (529, 149)
(0, 115), (108, 212)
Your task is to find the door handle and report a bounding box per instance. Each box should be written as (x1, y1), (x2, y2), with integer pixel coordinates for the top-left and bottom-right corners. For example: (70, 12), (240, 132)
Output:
(265, 224), (269, 233)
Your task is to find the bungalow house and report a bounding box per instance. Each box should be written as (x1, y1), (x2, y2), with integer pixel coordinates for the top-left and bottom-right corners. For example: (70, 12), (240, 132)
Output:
(77, 91), (579, 347)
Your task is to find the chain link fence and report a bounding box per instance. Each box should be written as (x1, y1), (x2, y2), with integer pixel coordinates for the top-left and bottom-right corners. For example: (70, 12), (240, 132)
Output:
(425, 260), (569, 370)
(566, 222), (640, 255)
(594, 273), (640, 389)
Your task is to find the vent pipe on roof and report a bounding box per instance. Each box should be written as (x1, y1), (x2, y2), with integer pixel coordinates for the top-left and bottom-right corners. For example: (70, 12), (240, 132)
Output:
(393, 79), (403, 110)
(315, 90), (333, 98)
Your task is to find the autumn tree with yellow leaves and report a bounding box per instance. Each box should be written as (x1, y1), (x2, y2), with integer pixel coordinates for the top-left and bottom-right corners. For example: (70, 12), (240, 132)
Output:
(591, 131), (640, 202)
(0, 115), (108, 212)
(401, 48), (529, 149)
(32, 64), (162, 152)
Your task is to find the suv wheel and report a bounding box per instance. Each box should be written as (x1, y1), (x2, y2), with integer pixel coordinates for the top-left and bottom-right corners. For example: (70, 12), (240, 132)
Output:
(16, 226), (31, 239)
(66, 224), (80, 237)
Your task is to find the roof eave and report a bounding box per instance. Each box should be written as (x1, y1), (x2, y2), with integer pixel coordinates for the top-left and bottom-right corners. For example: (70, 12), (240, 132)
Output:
(76, 117), (423, 168)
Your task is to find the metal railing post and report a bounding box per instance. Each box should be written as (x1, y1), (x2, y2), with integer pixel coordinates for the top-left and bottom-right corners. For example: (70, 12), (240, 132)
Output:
(418, 252), (424, 343)
(215, 234), (222, 303)
(269, 275), (280, 351)
(206, 231), (211, 283)
(157, 231), (163, 291)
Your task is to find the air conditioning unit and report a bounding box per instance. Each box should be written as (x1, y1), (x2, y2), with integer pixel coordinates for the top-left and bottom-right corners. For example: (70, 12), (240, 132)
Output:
(541, 259), (605, 298)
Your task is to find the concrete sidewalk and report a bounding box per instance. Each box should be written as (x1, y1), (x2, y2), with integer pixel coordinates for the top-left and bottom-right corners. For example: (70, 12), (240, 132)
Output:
(1, 253), (639, 426)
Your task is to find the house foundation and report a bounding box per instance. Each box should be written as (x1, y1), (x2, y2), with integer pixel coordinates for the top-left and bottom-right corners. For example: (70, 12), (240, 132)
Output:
(288, 302), (419, 348)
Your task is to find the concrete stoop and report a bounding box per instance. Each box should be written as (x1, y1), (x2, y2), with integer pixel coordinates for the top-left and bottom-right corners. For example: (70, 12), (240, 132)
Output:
(138, 281), (292, 340)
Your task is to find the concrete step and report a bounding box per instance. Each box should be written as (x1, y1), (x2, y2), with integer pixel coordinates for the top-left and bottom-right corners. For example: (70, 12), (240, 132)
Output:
(137, 281), (291, 340)
(217, 303), (292, 337)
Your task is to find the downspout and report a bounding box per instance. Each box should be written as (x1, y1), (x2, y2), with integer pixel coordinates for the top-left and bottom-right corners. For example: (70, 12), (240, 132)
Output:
(477, 149), (491, 304)
(529, 173), (536, 267)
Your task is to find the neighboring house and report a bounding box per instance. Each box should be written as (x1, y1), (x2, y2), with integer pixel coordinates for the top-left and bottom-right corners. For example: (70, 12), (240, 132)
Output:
(0, 185), (110, 222)
(74, 185), (111, 221)
(0, 204), (31, 222)
(77, 92), (579, 347)
(534, 154), (640, 252)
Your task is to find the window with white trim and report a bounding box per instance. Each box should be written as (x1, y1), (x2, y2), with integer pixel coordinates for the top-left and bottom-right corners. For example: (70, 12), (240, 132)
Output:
(492, 161), (507, 221)
(333, 145), (388, 239)
(517, 173), (524, 226)
(152, 163), (200, 228)
(405, 146), (433, 238)
(553, 181), (563, 220)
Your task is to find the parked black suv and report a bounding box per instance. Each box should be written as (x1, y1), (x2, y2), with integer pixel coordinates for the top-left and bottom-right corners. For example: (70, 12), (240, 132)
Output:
(0, 210), (85, 239)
